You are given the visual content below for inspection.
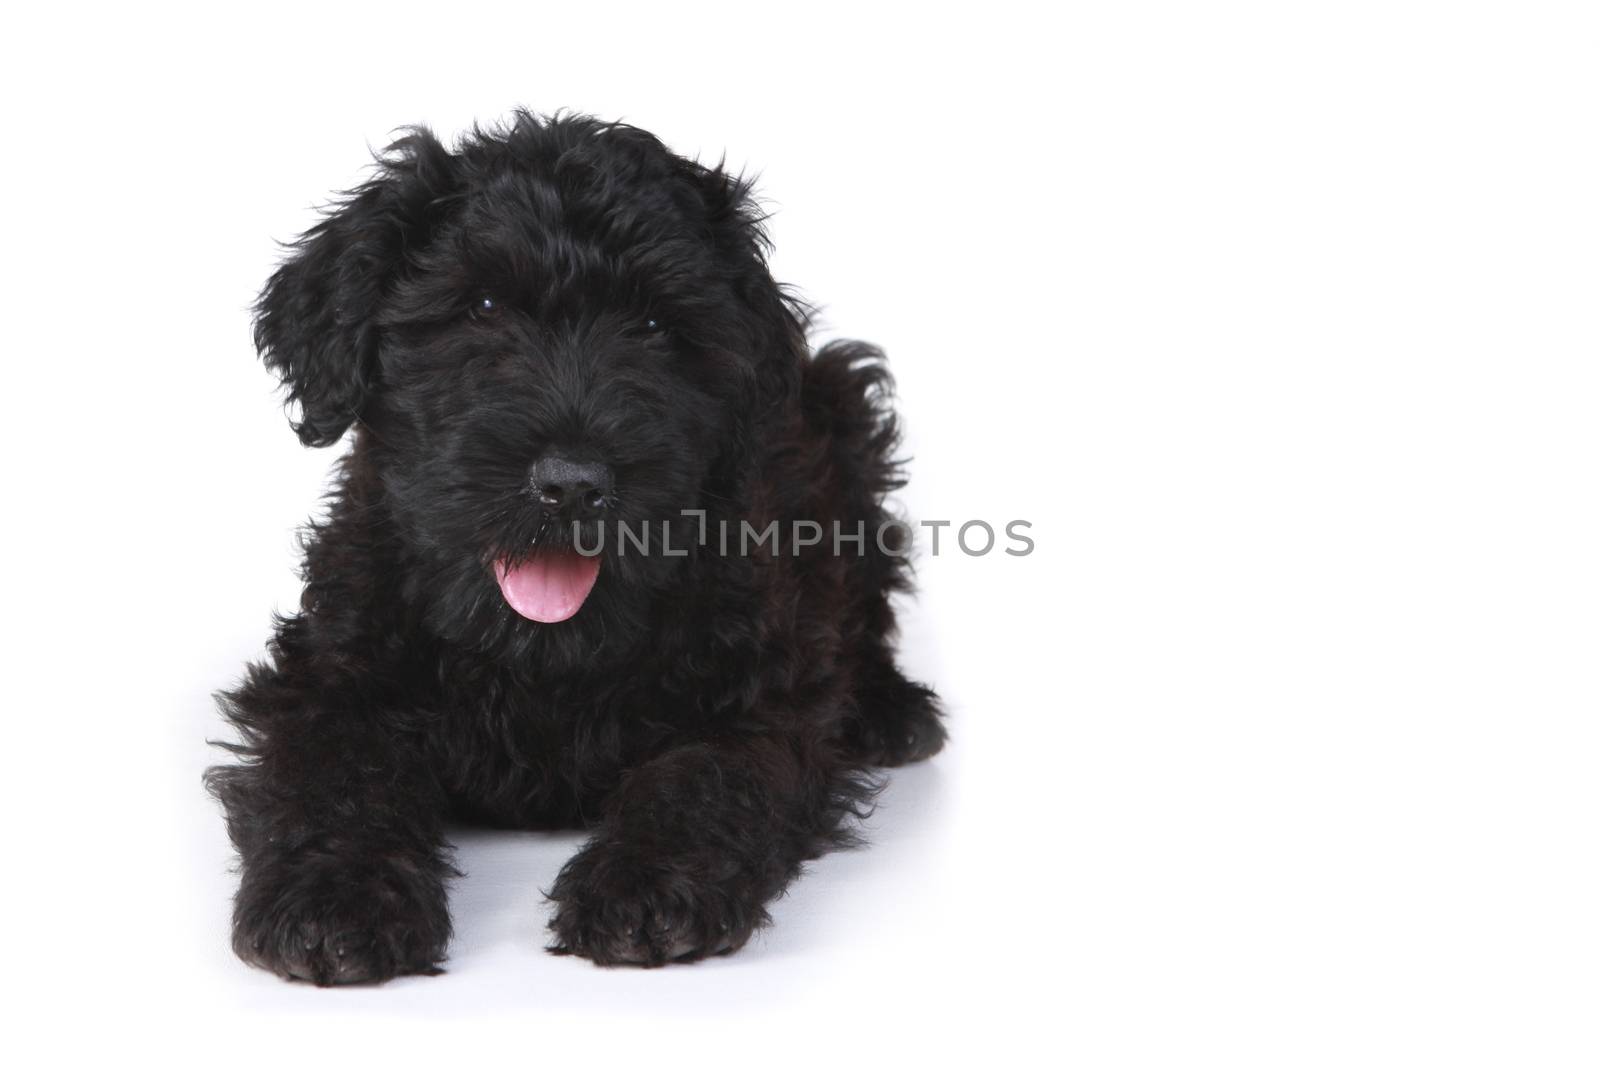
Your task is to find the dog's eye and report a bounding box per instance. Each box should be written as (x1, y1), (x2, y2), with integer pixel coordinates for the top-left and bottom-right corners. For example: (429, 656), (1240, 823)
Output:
(472, 295), (500, 318)
(644, 317), (662, 333)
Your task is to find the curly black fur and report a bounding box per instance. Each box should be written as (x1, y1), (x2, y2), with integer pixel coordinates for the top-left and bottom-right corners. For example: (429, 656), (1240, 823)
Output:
(206, 111), (944, 983)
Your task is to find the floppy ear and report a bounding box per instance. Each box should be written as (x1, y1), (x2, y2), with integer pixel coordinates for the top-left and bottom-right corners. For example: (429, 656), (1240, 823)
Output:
(686, 161), (810, 412)
(254, 130), (456, 446)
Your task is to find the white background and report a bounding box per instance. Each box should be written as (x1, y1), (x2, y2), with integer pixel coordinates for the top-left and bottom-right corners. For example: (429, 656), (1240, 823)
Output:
(4, 2), (1597, 1062)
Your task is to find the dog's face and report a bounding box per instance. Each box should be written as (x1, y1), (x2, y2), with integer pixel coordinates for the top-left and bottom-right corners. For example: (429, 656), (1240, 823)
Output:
(253, 115), (804, 664)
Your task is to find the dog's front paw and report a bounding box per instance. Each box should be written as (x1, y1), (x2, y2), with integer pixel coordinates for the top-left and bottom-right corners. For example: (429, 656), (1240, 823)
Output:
(547, 840), (763, 967)
(231, 853), (451, 986)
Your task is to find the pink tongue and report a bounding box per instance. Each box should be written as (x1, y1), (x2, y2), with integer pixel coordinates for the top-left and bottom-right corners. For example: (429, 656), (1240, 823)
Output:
(494, 550), (602, 623)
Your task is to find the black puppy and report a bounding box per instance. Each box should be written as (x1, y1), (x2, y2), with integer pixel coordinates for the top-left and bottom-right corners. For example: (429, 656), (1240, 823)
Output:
(207, 111), (944, 984)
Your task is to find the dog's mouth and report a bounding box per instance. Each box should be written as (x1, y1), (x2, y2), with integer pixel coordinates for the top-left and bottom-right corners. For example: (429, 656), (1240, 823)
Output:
(493, 549), (602, 623)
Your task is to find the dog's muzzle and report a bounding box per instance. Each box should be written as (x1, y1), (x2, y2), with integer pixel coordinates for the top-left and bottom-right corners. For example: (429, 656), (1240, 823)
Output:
(529, 454), (613, 518)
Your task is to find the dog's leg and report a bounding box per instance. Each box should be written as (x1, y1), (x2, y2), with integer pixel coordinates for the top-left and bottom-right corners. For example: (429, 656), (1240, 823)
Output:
(546, 735), (873, 966)
(840, 653), (948, 767)
(797, 341), (947, 766)
(206, 653), (454, 986)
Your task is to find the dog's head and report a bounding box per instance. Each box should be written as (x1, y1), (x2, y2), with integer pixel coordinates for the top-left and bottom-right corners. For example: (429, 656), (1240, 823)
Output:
(254, 112), (805, 663)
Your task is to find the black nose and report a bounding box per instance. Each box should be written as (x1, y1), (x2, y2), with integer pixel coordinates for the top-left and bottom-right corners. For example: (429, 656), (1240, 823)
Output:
(529, 454), (613, 515)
